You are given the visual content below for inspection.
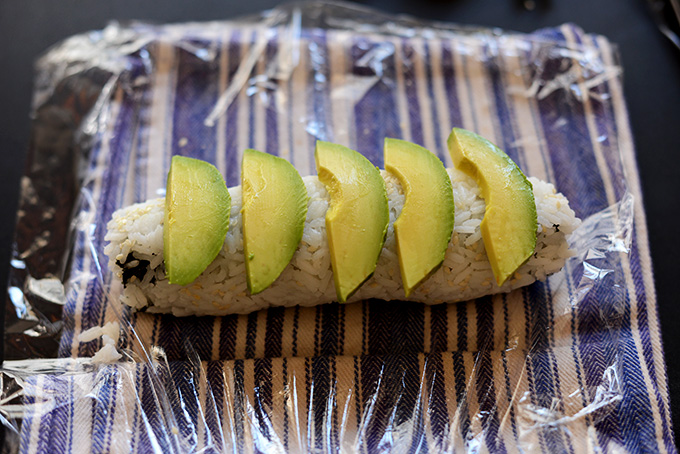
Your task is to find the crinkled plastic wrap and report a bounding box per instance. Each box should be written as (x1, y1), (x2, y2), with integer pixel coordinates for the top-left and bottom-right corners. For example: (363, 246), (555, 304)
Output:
(2, 2), (672, 453)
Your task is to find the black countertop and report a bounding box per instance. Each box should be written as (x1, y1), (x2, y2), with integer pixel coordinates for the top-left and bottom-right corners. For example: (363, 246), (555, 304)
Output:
(1, 0), (678, 444)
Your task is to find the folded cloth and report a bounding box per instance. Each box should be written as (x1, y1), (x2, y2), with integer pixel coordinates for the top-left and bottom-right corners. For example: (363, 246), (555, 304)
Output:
(8, 2), (675, 453)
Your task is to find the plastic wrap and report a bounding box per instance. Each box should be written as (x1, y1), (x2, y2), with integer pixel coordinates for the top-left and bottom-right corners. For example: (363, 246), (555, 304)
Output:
(2, 2), (673, 453)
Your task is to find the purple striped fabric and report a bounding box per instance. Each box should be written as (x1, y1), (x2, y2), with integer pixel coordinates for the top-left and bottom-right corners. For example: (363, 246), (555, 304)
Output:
(11, 3), (675, 453)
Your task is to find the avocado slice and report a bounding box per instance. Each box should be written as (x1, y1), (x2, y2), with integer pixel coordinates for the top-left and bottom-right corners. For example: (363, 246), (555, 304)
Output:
(164, 156), (231, 286)
(241, 149), (308, 294)
(447, 128), (537, 286)
(315, 141), (389, 302)
(384, 138), (454, 297)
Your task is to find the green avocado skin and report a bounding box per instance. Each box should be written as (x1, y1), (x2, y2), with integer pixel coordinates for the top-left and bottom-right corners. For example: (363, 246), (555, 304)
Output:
(447, 128), (537, 286)
(384, 138), (454, 297)
(164, 156), (231, 286)
(241, 149), (308, 295)
(315, 141), (389, 303)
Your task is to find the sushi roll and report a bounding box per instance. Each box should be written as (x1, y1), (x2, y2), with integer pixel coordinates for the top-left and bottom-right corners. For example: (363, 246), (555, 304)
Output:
(104, 165), (579, 317)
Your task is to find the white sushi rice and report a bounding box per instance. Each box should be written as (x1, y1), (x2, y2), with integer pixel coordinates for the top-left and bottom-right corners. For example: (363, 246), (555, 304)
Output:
(103, 168), (580, 316)
(78, 321), (122, 363)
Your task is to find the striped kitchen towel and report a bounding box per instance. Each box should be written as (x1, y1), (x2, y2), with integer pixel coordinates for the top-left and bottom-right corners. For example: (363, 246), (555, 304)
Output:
(9, 2), (675, 453)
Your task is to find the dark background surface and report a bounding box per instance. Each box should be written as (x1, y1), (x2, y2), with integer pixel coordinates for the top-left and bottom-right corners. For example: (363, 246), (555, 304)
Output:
(1, 0), (678, 444)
